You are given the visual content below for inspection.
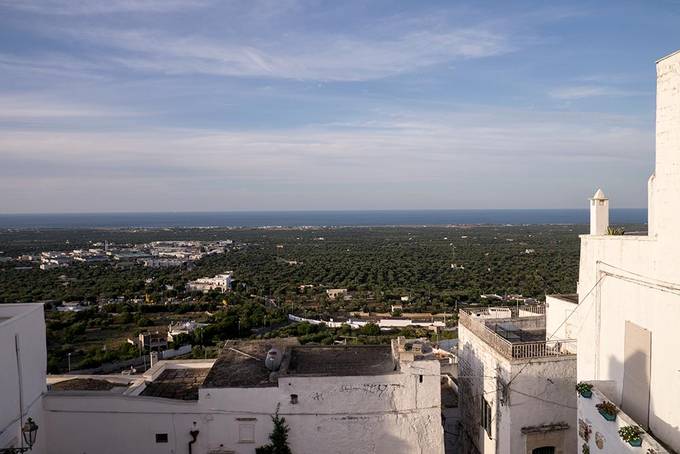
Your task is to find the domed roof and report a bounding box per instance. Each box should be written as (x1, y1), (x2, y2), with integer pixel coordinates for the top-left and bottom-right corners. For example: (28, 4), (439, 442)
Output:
(592, 188), (607, 200)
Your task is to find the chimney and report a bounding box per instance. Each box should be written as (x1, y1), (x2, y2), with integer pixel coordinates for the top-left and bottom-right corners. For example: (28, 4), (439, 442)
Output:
(590, 188), (609, 235)
(150, 351), (159, 368)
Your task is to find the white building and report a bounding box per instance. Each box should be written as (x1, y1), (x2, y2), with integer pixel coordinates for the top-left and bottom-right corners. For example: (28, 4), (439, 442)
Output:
(55, 302), (88, 312)
(0, 304), (47, 453)
(1, 303), (445, 453)
(35, 337), (444, 453)
(288, 313), (446, 331)
(326, 288), (348, 299)
(142, 257), (188, 268)
(545, 50), (680, 454)
(167, 320), (207, 342)
(458, 306), (577, 454)
(186, 272), (234, 293)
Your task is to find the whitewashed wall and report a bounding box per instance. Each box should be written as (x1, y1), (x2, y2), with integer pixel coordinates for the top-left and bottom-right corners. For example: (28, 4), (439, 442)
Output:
(43, 360), (444, 454)
(507, 358), (577, 454)
(459, 323), (576, 454)
(0, 304), (47, 453)
(573, 50), (680, 452)
(577, 386), (668, 453)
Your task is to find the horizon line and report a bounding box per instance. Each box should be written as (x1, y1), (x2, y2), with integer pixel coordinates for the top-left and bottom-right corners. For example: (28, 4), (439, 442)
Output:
(0, 207), (648, 216)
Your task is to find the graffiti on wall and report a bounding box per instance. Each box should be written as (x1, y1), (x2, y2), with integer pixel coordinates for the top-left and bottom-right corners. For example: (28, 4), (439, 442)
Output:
(339, 383), (401, 399)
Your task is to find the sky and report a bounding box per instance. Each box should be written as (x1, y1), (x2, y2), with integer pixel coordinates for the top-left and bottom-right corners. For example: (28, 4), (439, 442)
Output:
(1, 0), (680, 213)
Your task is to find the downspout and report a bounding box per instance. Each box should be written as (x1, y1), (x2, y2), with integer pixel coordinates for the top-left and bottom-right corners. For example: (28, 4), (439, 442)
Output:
(188, 430), (199, 454)
(15, 334), (25, 451)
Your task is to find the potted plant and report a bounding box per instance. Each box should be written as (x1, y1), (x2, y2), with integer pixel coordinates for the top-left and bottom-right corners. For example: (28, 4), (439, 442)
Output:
(619, 425), (643, 447)
(576, 382), (593, 398)
(596, 401), (618, 421)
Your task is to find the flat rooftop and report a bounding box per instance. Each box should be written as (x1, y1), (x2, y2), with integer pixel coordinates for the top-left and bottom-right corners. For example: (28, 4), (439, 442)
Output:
(202, 339), (396, 388)
(141, 368), (210, 400)
(202, 338), (299, 388)
(549, 293), (579, 304)
(285, 345), (394, 376)
(50, 378), (129, 392)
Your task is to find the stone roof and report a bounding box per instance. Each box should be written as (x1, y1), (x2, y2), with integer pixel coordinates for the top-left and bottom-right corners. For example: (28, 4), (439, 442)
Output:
(141, 368), (210, 400)
(202, 339), (396, 388)
(284, 345), (395, 377)
(50, 378), (128, 392)
(202, 338), (299, 388)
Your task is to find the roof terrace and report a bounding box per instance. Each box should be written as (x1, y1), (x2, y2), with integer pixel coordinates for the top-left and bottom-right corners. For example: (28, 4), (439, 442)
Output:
(459, 306), (575, 361)
(202, 339), (399, 388)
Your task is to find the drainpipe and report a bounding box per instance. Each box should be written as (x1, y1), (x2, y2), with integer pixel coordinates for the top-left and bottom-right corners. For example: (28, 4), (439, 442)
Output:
(188, 429), (199, 454)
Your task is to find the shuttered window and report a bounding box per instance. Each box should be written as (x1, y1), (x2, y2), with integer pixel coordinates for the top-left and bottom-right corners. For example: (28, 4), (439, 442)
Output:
(481, 398), (492, 438)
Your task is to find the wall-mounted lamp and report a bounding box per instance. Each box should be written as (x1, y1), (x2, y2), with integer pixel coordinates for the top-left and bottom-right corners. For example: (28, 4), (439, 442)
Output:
(0, 418), (39, 453)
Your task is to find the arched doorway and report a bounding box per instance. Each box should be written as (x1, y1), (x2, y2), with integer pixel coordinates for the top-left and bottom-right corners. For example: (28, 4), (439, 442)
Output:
(532, 447), (555, 454)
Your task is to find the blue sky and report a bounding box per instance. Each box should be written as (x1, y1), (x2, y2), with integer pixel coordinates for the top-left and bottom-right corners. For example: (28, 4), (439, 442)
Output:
(1, 0), (679, 213)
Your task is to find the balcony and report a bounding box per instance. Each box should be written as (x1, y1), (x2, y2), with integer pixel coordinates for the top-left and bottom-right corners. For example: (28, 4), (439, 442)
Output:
(459, 307), (575, 361)
(578, 383), (669, 453)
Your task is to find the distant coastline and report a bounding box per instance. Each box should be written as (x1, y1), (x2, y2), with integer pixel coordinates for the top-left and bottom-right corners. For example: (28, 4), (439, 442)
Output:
(0, 209), (647, 229)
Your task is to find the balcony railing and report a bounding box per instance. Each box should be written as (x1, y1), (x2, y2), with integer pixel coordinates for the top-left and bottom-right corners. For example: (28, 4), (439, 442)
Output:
(511, 339), (575, 359)
(459, 309), (575, 360)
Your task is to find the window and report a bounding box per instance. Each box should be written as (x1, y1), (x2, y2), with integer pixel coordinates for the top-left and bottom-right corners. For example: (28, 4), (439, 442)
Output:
(155, 433), (168, 443)
(238, 423), (255, 443)
(481, 398), (492, 438)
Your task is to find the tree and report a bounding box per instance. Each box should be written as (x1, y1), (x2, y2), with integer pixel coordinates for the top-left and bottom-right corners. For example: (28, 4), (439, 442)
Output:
(256, 404), (292, 454)
(361, 322), (380, 336)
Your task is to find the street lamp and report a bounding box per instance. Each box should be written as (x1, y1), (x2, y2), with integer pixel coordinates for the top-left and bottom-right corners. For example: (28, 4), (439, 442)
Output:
(0, 418), (39, 453)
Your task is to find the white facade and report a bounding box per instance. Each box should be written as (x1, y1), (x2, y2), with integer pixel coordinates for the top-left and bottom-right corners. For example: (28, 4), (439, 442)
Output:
(0, 308), (445, 454)
(42, 342), (444, 454)
(186, 272), (233, 293)
(288, 313), (445, 331)
(326, 288), (348, 299)
(0, 304), (47, 453)
(545, 50), (680, 453)
(44, 365), (443, 454)
(458, 308), (577, 454)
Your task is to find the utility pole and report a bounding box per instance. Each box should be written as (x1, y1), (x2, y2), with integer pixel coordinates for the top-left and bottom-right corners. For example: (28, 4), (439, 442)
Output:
(67, 352), (71, 373)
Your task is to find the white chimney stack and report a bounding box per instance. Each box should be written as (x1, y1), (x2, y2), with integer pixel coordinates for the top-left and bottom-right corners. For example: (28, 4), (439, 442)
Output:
(590, 188), (609, 235)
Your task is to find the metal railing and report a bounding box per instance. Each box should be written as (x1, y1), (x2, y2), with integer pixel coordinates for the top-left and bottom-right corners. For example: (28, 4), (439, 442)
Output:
(511, 339), (575, 359)
(459, 310), (575, 360)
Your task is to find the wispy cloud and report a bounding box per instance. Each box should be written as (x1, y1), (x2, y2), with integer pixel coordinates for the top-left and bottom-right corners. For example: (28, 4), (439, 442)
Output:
(0, 94), (140, 119)
(549, 85), (648, 100)
(0, 1), (661, 212)
(0, 0), (210, 15)
(0, 107), (652, 212)
(0, 108), (651, 178)
(49, 19), (510, 82)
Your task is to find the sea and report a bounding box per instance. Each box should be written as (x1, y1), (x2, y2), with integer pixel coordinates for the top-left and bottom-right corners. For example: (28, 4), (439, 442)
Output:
(0, 209), (647, 229)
